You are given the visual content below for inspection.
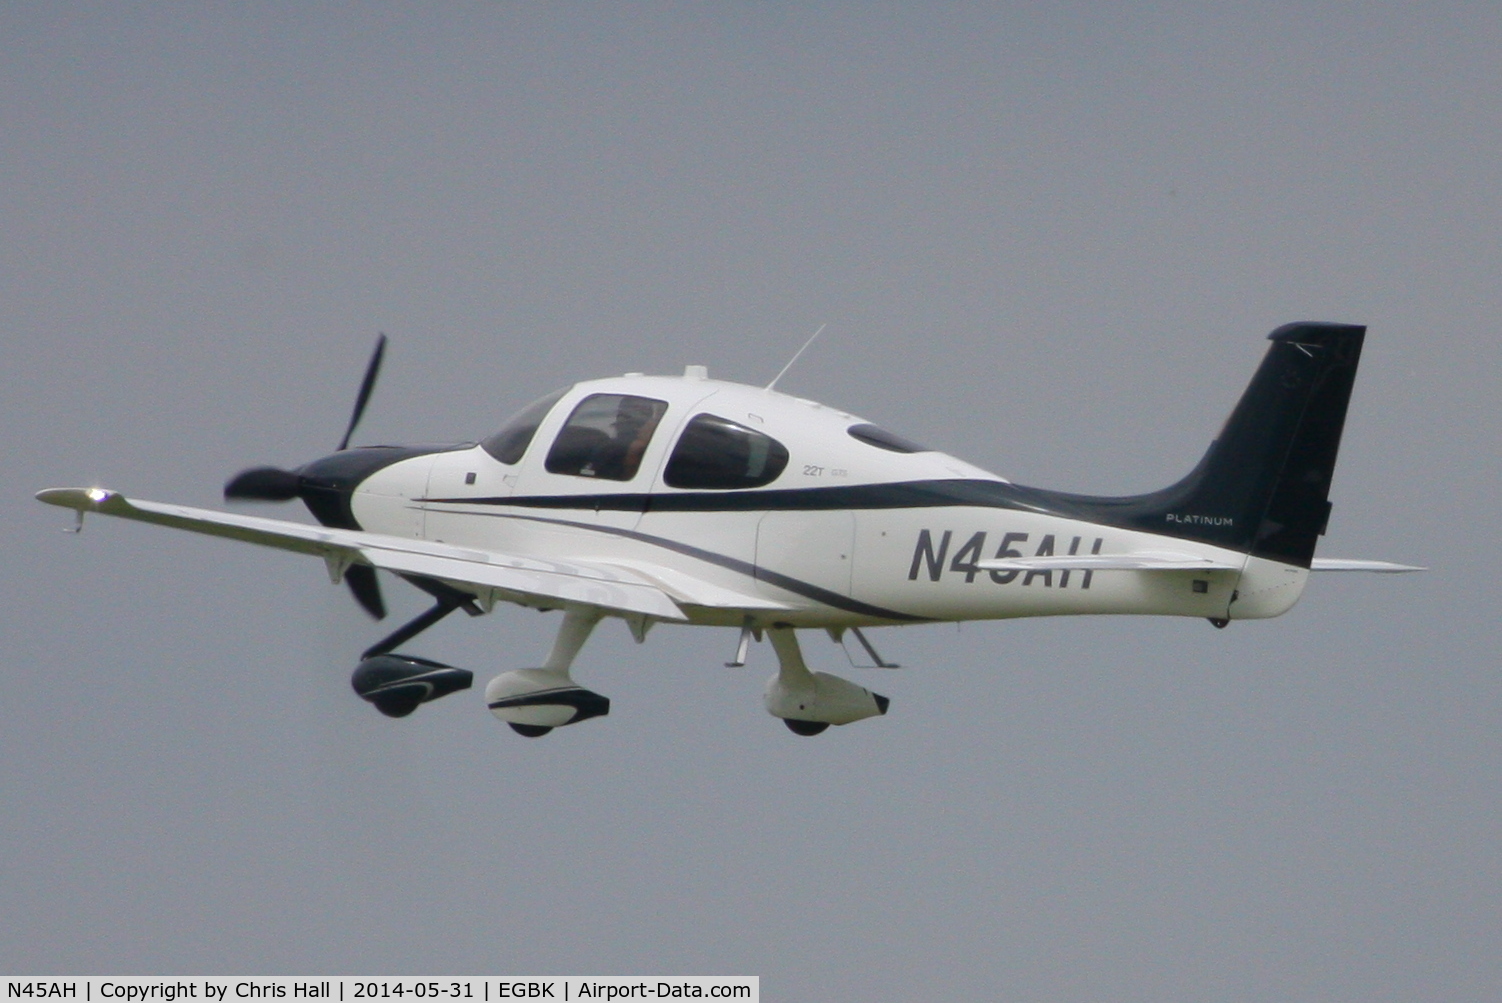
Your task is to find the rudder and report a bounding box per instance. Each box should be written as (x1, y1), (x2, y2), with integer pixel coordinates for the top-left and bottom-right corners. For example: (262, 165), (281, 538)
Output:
(1096, 322), (1366, 566)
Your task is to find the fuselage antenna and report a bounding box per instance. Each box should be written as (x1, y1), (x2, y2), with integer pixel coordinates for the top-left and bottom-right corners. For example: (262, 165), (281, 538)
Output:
(765, 324), (828, 392)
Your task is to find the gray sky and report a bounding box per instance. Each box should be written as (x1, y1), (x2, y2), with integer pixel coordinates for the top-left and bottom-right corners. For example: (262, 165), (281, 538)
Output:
(3, 4), (1498, 999)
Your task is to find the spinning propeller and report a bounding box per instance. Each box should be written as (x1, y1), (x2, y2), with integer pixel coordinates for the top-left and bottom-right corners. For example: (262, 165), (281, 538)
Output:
(224, 334), (390, 619)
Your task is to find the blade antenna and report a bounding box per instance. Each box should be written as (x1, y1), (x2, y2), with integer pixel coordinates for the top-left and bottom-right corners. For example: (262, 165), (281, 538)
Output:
(338, 333), (388, 451)
(765, 324), (827, 392)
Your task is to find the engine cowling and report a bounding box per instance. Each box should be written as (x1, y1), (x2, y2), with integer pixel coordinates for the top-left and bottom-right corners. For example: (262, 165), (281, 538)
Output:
(351, 653), (473, 718)
(764, 670), (890, 735)
(485, 668), (610, 737)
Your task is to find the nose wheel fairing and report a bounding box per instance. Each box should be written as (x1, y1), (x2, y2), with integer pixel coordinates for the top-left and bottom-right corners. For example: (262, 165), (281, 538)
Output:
(351, 653), (473, 717)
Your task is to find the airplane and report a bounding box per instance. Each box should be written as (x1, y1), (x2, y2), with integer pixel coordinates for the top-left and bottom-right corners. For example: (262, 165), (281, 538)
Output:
(37, 321), (1422, 737)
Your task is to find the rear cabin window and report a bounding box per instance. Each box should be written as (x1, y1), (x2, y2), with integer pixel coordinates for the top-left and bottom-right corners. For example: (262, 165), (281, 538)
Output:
(481, 388), (568, 464)
(847, 423), (929, 454)
(664, 414), (789, 489)
(545, 393), (668, 481)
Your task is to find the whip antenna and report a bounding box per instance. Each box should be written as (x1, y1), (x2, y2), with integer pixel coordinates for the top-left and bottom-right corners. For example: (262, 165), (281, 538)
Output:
(765, 324), (827, 391)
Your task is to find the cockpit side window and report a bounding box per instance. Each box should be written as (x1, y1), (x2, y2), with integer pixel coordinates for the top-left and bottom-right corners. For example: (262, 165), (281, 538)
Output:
(664, 414), (789, 490)
(481, 388), (568, 465)
(545, 394), (668, 481)
(847, 423), (929, 454)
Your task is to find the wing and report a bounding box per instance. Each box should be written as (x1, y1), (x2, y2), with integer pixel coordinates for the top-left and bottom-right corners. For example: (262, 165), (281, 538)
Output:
(36, 487), (737, 620)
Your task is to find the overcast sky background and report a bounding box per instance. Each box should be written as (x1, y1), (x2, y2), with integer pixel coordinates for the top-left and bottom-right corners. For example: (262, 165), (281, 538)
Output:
(3, 5), (1498, 1000)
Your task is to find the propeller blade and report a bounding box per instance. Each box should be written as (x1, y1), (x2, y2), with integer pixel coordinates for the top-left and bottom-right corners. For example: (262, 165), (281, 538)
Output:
(337, 333), (388, 451)
(224, 466), (302, 501)
(344, 564), (387, 620)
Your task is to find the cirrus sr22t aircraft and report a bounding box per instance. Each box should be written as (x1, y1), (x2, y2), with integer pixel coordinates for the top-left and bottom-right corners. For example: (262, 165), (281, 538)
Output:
(39, 322), (1421, 737)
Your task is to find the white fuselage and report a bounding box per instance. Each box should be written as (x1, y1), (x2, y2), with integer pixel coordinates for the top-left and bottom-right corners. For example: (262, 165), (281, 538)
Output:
(348, 372), (1307, 629)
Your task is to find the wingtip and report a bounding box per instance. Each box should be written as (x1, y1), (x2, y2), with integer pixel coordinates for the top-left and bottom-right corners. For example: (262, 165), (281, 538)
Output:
(36, 487), (117, 509)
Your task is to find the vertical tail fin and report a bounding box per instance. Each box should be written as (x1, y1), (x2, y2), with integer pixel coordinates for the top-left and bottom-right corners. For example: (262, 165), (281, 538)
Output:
(1113, 322), (1366, 566)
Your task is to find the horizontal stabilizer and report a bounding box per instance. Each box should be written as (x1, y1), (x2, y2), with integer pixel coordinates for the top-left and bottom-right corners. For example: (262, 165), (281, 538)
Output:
(977, 552), (1241, 572)
(976, 552), (1425, 573)
(1309, 558), (1426, 572)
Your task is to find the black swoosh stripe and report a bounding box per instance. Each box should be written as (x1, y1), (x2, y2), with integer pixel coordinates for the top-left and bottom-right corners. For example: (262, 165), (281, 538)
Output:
(446, 509), (929, 623)
(420, 479), (1037, 515)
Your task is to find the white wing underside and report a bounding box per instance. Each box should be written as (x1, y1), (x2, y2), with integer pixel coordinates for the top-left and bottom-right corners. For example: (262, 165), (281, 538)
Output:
(36, 488), (793, 620)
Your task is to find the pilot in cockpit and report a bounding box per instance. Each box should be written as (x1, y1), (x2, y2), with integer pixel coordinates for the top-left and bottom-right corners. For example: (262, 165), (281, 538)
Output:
(557, 396), (659, 480)
(593, 396), (662, 479)
(546, 393), (668, 481)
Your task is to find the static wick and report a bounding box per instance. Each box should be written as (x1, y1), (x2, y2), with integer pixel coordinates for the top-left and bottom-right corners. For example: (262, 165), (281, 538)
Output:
(765, 323), (827, 392)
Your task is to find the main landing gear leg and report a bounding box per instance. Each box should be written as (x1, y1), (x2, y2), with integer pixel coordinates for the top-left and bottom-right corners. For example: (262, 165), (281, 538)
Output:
(766, 628), (827, 736)
(486, 606), (610, 738)
(542, 605), (603, 674)
(763, 626), (891, 736)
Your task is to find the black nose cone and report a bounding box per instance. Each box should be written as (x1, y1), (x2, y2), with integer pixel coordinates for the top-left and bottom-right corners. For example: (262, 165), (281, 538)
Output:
(292, 445), (447, 529)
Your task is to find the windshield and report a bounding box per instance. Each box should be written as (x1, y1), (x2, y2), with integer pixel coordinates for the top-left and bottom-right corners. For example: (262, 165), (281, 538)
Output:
(480, 388), (568, 464)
